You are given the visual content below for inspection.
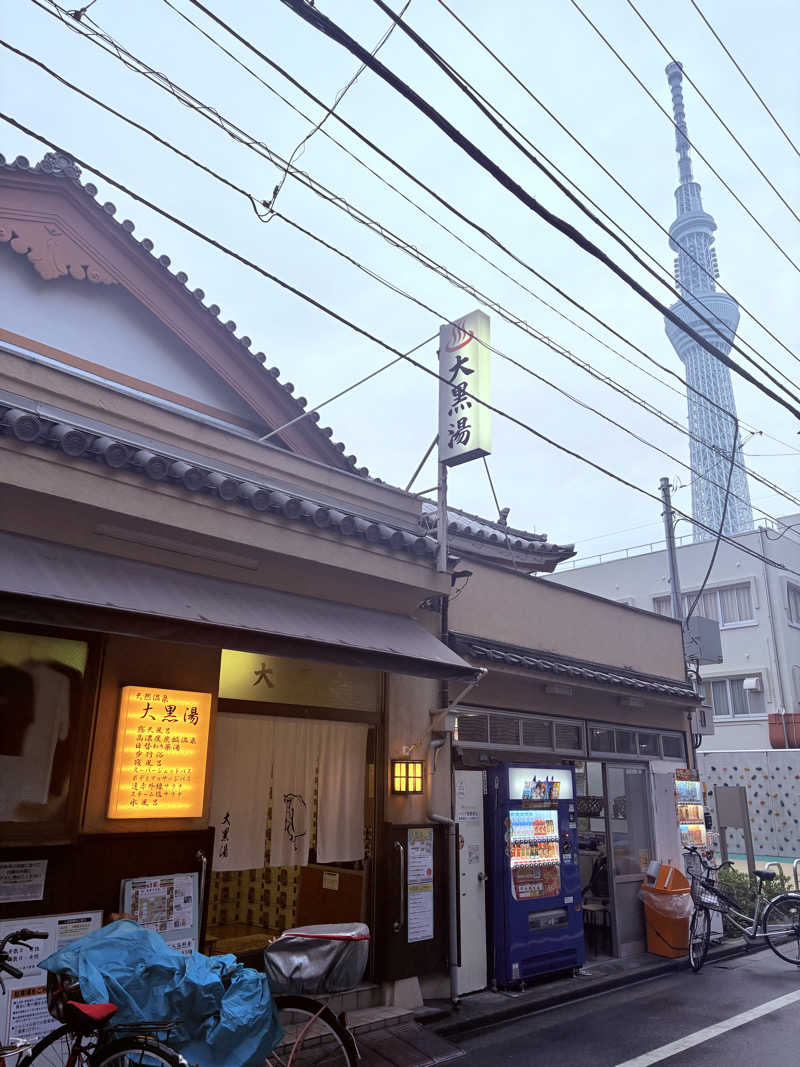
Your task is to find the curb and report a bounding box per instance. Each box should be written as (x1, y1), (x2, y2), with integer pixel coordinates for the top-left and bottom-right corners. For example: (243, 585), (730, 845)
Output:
(430, 939), (767, 1038)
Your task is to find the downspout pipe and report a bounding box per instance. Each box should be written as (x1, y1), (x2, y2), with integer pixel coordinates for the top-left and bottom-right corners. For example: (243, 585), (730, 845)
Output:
(427, 736), (460, 1006)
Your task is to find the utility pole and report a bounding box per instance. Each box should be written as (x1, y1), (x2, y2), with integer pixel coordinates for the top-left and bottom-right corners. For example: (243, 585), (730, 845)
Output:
(436, 459), (448, 573)
(660, 477), (683, 625)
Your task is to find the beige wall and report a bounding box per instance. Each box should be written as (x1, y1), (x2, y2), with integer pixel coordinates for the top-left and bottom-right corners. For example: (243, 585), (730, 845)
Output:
(449, 562), (687, 681)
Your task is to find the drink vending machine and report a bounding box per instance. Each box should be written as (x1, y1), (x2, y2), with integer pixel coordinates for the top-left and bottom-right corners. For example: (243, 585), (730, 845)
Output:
(487, 764), (585, 985)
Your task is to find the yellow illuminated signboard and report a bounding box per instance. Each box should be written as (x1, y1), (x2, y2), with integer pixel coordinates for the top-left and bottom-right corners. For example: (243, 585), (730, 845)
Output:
(107, 687), (212, 819)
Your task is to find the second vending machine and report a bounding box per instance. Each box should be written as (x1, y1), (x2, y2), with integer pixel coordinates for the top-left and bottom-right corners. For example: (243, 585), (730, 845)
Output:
(487, 763), (585, 985)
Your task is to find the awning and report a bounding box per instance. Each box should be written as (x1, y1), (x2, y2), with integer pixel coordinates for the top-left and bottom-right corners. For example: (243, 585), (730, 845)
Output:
(0, 532), (478, 681)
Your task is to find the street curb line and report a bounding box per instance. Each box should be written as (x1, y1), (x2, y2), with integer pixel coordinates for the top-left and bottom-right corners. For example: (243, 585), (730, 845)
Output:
(430, 940), (768, 1038)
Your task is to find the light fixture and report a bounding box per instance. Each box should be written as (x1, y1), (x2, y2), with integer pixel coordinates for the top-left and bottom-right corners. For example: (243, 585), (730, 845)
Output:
(391, 759), (424, 794)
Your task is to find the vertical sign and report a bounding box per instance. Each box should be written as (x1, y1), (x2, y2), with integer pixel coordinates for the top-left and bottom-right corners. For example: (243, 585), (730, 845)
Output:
(107, 687), (212, 819)
(407, 827), (434, 943)
(438, 310), (491, 467)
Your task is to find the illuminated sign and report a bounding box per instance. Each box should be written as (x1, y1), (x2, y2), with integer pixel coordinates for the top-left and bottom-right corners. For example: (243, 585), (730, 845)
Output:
(107, 687), (212, 819)
(438, 310), (491, 467)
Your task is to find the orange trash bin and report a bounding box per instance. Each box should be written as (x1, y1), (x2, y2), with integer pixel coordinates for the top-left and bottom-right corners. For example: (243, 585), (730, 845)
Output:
(640, 864), (692, 958)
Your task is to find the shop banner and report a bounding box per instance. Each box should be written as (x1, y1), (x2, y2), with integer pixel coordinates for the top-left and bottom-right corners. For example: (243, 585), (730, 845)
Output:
(209, 715), (274, 872)
(0, 911), (102, 1048)
(317, 722), (368, 864)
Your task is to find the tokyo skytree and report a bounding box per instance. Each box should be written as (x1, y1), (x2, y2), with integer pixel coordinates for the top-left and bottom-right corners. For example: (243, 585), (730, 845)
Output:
(663, 61), (754, 541)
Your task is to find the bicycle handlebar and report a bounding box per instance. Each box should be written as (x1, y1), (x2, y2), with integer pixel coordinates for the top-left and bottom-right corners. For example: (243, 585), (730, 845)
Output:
(0, 960), (24, 980)
(683, 847), (734, 873)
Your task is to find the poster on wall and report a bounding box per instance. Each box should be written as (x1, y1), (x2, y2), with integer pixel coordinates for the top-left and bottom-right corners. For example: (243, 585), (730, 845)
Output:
(407, 828), (434, 944)
(120, 872), (198, 955)
(0, 911), (103, 1047)
(0, 860), (47, 903)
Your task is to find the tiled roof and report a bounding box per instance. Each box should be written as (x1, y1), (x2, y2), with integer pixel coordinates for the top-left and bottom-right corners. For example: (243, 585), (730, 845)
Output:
(421, 501), (575, 570)
(0, 152), (369, 477)
(0, 397), (439, 558)
(450, 632), (697, 699)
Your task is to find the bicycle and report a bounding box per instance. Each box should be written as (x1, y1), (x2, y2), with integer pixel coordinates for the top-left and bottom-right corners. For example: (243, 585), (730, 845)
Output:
(685, 846), (800, 973)
(1, 928), (359, 1066)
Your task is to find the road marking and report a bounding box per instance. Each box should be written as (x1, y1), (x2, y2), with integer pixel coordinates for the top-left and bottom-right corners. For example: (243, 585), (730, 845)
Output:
(612, 988), (800, 1066)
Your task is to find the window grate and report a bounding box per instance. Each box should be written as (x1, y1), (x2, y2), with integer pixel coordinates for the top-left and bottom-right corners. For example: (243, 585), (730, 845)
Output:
(522, 718), (553, 749)
(489, 715), (522, 746)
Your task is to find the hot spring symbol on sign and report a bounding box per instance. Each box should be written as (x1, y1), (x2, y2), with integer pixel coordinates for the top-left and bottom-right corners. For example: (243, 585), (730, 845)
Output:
(438, 310), (491, 467)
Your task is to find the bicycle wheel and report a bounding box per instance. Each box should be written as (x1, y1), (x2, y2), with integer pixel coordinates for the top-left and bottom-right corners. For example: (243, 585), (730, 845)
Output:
(92, 1035), (184, 1066)
(267, 995), (358, 1066)
(689, 907), (710, 972)
(762, 893), (800, 965)
(17, 1025), (92, 1066)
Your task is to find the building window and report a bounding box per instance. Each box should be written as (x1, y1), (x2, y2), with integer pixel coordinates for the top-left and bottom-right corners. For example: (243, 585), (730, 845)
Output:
(788, 584), (800, 626)
(652, 583), (754, 627)
(704, 676), (765, 720)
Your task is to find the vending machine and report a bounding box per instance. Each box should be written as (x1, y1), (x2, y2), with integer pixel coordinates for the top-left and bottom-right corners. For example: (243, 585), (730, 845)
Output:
(674, 769), (708, 850)
(487, 764), (584, 986)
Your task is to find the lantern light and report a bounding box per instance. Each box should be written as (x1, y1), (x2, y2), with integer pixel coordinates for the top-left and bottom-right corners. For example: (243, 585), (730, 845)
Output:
(391, 759), (424, 794)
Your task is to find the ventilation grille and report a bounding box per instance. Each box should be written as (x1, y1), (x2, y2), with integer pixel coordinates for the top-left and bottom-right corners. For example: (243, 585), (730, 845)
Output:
(489, 715), (522, 746)
(554, 722), (583, 752)
(522, 718), (553, 749)
(456, 714), (489, 743)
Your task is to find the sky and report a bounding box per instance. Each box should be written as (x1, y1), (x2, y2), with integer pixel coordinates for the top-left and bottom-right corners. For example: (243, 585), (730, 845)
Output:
(2, 0), (799, 559)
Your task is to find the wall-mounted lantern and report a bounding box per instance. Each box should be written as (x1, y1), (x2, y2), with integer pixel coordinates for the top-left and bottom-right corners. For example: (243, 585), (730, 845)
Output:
(391, 759), (424, 794)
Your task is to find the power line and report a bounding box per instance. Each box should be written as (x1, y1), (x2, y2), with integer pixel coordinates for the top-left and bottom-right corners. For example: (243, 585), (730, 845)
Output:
(687, 0), (800, 159)
(431, 0), (800, 371)
(8, 36), (797, 516)
(266, 0), (411, 215)
(45, 0), (800, 455)
(4, 111), (798, 581)
(280, 0), (800, 421)
(623, 0), (799, 226)
(380, 0), (800, 398)
(567, 0), (800, 272)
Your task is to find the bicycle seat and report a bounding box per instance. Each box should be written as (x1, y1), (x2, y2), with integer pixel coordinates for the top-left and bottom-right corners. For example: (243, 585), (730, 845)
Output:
(754, 870), (777, 882)
(65, 1001), (118, 1032)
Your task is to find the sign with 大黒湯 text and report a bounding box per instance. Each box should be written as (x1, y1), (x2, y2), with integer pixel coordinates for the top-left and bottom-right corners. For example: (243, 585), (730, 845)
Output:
(438, 310), (491, 467)
(107, 687), (211, 819)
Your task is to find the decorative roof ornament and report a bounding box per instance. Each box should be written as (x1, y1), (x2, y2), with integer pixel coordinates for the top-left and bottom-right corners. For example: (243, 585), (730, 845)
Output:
(34, 151), (81, 182)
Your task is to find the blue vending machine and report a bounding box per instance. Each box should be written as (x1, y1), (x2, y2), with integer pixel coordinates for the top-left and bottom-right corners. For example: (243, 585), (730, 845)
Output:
(488, 763), (585, 985)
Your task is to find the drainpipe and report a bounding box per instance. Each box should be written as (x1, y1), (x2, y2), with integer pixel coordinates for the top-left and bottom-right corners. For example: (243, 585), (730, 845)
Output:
(428, 736), (460, 1006)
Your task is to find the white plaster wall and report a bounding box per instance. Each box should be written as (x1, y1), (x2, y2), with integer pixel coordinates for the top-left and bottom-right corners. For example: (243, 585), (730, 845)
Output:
(1, 250), (260, 422)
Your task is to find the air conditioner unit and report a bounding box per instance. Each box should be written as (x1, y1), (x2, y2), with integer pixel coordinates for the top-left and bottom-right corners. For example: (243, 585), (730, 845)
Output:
(743, 676), (762, 693)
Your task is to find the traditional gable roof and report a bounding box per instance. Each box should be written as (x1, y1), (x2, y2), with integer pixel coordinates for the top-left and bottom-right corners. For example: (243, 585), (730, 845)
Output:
(0, 152), (368, 475)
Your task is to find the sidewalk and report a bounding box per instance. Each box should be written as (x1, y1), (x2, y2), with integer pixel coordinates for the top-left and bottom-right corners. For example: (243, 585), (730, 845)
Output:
(422, 939), (763, 1039)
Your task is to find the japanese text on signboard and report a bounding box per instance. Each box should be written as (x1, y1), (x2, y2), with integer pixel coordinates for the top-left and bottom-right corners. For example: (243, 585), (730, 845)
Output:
(107, 687), (211, 819)
(438, 310), (491, 467)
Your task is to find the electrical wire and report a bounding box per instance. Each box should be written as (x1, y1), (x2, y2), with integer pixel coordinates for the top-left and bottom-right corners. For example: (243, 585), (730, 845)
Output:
(35, 0), (800, 459)
(432, 0), (800, 370)
(567, 0), (800, 271)
(4, 111), (799, 581)
(265, 0), (411, 215)
(161, 0), (800, 411)
(7, 36), (797, 518)
(623, 0), (799, 226)
(257, 335), (436, 444)
(685, 429), (738, 623)
(371, 0), (800, 397)
(280, 0), (800, 420)
(687, 0), (800, 159)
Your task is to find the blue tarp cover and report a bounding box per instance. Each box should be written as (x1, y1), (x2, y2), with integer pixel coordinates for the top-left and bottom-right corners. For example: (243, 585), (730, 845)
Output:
(40, 920), (281, 1067)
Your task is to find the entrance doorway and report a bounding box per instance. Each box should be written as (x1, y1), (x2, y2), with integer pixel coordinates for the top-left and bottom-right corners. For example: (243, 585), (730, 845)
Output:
(575, 760), (654, 958)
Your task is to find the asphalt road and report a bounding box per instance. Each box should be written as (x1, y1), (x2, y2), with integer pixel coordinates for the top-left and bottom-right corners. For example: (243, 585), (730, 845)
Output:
(456, 950), (800, 1065)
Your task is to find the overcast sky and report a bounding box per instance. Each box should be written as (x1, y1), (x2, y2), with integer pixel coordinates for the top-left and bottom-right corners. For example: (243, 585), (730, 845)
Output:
(3, 0), (799, 558)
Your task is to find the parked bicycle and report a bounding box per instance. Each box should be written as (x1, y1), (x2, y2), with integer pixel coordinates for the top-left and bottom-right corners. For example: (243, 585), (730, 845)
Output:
(0, 926), (359, 1066)
(685, 846), (800, 972)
